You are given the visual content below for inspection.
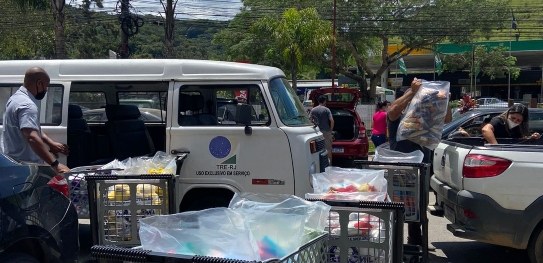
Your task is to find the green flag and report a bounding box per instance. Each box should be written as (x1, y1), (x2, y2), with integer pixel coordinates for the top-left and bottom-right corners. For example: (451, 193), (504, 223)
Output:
(435, 55), (443, 76)
(398, 58), (407, 75)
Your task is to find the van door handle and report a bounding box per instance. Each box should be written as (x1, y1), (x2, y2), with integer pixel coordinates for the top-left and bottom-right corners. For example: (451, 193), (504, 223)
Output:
(441, 155), (446, 167)
(171, 149), (190, 155)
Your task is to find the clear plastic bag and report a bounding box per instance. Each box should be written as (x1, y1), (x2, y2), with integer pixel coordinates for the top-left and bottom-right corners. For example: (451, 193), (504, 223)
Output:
(139, 208), (260, 261)
(306, 167), (387, 201)
(228, 193), (330, 260)
(373, 142), (424, 163)
(99, 151), (177, 175)
(397, 80), (450, 150)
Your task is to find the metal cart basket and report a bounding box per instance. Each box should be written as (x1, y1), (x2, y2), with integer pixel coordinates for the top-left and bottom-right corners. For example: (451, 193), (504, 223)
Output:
(90, 233), (329, 263)
(308, 200), (405, 263)
(354, 160), (431, 263)
(86, 174), (176, 247)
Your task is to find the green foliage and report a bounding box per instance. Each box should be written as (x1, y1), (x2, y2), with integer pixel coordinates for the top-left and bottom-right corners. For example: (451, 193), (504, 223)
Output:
(443, 45), (521, 80)
(331, 0), (512, 98)
(0, 2), (225, 60)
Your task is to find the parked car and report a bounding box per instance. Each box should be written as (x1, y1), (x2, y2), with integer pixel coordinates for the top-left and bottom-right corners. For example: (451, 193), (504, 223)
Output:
(431, 136), (543, 263)
(0, 154), (79, 262)
(443, 108), (543, 139)
(310, 88), (369, 166)
(82, 107), (166, 122)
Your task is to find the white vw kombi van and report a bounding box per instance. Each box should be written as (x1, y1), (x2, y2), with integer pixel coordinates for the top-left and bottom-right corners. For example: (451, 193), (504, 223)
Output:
(0, 59), (328, 212)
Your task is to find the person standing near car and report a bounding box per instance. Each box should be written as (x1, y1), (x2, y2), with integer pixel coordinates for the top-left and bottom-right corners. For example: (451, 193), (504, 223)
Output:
(2, 67), (70, 174)
(371, 101), (389, 147)
(310, 95), (335, 163)
(387, 78), (434, 249)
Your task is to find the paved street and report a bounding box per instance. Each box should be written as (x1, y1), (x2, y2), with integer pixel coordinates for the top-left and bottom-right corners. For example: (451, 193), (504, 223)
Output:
(425, 194), (529, 263)
(78, 195), (530, 262)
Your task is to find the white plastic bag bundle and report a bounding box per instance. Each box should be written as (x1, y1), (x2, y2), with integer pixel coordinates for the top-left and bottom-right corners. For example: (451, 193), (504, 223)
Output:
(306, 166), (387, 201)
(139, 208), (260, 261)
(373, 142), (424, 163)
(397, 80), (450, 150)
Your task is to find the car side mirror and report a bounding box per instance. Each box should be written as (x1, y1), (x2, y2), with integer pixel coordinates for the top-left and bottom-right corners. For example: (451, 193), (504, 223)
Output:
(236, 104), (252, 135)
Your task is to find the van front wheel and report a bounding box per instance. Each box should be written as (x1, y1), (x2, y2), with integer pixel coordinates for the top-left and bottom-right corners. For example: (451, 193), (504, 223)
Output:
(529, 226), (543, 263)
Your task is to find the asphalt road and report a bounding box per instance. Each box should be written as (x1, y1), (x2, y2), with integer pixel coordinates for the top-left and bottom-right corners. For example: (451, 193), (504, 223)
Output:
(78, 195), (531, 263)
(425, 194), (529, 263)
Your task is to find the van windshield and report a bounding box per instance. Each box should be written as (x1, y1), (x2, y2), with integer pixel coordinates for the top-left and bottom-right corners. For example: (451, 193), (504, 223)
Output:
(269, 78), (312, 126)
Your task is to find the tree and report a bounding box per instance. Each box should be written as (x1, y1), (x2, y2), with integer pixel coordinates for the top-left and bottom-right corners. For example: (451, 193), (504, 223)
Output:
(9, 0), (103, 59)
(331, 0), (511, 99)
(443, 45), (520, 80)
(255, 8), (331, 89)
(213, 0), (328, 78)
(161, 0), (179, 58)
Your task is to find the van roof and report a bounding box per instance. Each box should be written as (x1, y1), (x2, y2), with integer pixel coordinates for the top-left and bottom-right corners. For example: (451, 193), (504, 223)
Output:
(0, 59), (285, 82)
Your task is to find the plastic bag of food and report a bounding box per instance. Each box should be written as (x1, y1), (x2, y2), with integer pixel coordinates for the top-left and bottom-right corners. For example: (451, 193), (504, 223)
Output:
(306, 167), (387, 201)
(373, 142), (424, 163)
(229, 193), (330, 260)
(139, 208), (260, 261)
(99, 151), (177, 175)
(397, 80), (450, 150)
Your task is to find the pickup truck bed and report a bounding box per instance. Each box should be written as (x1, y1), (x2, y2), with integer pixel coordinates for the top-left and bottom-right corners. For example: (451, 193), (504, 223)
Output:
(431, 137), (543, 263)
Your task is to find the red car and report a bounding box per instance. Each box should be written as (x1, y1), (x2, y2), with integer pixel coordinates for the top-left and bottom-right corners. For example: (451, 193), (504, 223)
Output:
(310, 88), (369, 166)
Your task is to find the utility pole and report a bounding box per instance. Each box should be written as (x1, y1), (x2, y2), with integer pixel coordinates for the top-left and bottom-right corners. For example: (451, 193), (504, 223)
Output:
(331, 0), (337, 89)
(120, 0), (130, 59)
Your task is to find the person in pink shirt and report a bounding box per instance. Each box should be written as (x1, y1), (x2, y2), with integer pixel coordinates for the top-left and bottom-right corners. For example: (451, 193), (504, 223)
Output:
(371, 101), (390, 147)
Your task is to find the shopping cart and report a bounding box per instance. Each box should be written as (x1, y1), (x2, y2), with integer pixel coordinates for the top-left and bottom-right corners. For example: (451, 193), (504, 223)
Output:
(86, 173), (176, 247)
(64, 166), (122, 219)
(354, 160), (430, 263)
(90, 233), (329, 263)
(307, 199), (405, 263)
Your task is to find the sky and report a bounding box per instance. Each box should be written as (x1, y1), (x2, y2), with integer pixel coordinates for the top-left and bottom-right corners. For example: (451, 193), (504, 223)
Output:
(72, 0), (243, 21)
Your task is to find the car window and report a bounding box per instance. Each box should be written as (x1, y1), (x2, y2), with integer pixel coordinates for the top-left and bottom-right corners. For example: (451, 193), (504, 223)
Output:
(178, 85), (270, 126)
(1, 84), (64, 126)
(70, 92), (107, 123)
(0, 86), (19, 125)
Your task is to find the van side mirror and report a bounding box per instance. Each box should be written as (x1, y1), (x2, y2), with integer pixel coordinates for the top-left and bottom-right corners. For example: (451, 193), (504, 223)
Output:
(236, 104), (252, 135)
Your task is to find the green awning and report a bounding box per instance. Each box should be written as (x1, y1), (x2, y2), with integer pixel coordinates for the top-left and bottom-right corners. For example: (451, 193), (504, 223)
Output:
(436, 39), (543, 54)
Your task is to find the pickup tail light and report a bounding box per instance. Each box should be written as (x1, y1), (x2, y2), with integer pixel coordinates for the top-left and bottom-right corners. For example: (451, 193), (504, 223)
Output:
(463, 154), (512, 178)
(47, 175), (70, 197)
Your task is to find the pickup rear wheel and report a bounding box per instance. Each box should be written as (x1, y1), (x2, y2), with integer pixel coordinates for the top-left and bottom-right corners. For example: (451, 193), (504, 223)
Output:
(529, 226), (543, 263)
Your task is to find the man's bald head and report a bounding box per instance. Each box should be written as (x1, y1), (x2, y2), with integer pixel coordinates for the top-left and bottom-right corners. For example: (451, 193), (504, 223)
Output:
(24, 67), (50, 99)
(24, 67), (50, 87)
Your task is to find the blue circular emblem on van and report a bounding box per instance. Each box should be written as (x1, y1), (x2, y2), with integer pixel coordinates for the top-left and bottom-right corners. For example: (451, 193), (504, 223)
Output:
(209, 136), (231, 159)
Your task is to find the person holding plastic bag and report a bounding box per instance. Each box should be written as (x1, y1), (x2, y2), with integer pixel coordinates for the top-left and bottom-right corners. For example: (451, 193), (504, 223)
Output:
(387, 77), (449, 250)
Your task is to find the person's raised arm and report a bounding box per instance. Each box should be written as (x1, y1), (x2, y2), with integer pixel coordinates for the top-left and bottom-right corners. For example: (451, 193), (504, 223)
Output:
(387, 78), (422, 122)
(481, 123), (498, 144)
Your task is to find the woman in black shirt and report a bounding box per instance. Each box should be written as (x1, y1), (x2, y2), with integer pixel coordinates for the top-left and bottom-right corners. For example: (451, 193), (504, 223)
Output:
(482, 104), (541, 144)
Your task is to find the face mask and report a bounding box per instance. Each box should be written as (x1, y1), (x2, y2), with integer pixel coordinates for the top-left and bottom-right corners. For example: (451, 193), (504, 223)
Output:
(507, 119), (520, 129)
(34, 83), (47, 100)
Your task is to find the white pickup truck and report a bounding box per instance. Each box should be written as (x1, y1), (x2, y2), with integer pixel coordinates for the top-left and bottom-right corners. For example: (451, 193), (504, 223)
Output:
(430, 137), (543, 263)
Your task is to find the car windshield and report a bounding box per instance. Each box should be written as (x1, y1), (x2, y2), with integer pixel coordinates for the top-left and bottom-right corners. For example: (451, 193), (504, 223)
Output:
(269, 78), (312, 126)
